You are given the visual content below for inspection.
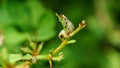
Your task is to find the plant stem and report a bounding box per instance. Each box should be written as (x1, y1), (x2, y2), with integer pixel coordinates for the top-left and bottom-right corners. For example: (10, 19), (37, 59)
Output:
(52, 22), (86, 55)
(49, 59), (52, 68)
(70, 25), (85, 37)
(52, 40), (68, 55)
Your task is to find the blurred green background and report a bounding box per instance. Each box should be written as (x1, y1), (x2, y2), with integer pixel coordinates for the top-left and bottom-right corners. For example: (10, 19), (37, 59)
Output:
(0, 0), (120, 68)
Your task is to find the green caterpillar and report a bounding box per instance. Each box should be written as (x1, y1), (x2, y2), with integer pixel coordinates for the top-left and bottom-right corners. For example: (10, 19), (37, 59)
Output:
(56, 13), (74, 39)
(56, 13), (74, 34)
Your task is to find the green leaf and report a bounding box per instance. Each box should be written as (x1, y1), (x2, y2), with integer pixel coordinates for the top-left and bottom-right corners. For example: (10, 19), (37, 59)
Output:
(9, 54), (32, 63)
(22, 54), (32, 60)
(37, 42), (44, 54)
(30, 11), (56, 41)
(0, 8), (12, 27)
(5, 1), (56, 42)
(67, 40), (76, 44)
(9, 54), (22, 63)
(4, 27), (26, 45)
(7, 2), (30, 31)
(27, 0), (45, 28)
(4, 28), (26, 53)
(21, 47), (33, 54)
(7, 1), (45, 31)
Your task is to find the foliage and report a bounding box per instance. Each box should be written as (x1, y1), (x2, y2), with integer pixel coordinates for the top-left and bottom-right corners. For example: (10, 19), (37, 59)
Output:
(0, 0), (120, 68)
(0, 1), (86, 68)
